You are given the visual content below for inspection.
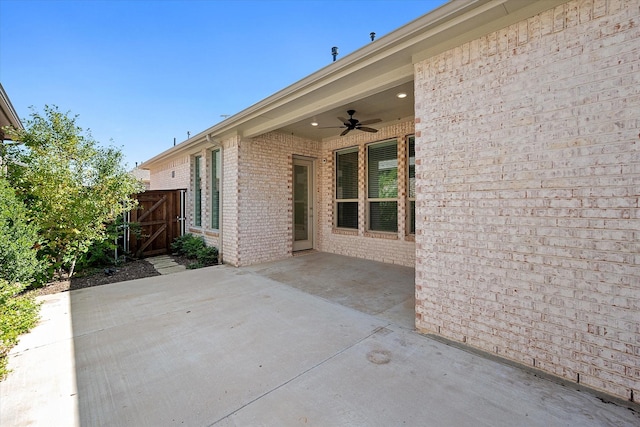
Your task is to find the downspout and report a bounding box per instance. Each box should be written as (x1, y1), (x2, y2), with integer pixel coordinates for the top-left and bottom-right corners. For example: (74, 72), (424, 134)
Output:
(218, 148), (224, 265)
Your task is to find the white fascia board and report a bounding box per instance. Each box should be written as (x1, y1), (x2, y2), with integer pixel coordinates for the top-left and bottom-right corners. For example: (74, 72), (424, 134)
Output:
(142, 0), (569, 168)
(0, 83), (23, 131)
(141, 1), (482, 167)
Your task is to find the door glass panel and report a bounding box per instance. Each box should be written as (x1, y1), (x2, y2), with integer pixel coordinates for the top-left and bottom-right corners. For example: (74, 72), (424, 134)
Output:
(294, 164), (308, 241)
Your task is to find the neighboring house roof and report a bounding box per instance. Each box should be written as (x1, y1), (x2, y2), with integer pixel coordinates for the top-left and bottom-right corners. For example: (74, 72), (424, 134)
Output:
(0, 83), (23, 138)
(141, 0), (567, 169)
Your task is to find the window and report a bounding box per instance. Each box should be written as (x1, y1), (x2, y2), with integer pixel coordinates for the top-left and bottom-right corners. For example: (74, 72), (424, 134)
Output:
(408, 136), (415, 234)
(335, 148), (358, 229)
(211, 149), (221, 230)
(367, 140), (398, 232)
(193, 155), (202, 227)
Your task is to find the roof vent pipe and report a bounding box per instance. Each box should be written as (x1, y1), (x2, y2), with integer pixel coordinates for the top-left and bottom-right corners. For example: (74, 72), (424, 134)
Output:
(173, 137), (176, 146)
(370, 32), (375, 41)
(331, 46), (338, 62)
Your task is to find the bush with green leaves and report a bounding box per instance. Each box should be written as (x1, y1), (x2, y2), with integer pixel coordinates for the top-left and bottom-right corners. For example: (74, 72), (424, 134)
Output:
(0, 280), (41, 379)
(171, 234), (218, 268)
(0, 177), (46, 286)
(2, 105), (144, 278)
(75, 216), (134, 271)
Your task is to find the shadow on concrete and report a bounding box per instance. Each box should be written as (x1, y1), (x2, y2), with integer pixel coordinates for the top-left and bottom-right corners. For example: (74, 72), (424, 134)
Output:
(244, 252), (416, 329)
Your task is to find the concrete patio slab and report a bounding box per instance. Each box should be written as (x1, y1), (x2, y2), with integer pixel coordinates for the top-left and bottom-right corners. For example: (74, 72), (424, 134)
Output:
(246, 252), (415, 329)
(1, 259), (638, 426)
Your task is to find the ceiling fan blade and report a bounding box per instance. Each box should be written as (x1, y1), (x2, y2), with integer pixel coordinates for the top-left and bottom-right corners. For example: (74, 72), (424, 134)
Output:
(340, 128), (352, 136)
(358, 118), (382, 126)
(358, 127), (378, 133)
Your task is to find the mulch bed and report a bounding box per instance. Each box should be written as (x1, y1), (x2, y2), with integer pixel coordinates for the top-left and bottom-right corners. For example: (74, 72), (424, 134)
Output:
(30, 256), (193, 296)
(31, 260), (159, 296)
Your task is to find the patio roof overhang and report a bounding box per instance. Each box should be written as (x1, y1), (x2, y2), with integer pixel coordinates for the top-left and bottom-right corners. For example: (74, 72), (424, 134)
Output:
(0, 83), (23, 139)
(141, 0), (568, 168)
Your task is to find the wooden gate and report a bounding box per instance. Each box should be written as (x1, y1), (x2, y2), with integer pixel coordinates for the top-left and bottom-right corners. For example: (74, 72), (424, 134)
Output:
(128, 189), (186, 258)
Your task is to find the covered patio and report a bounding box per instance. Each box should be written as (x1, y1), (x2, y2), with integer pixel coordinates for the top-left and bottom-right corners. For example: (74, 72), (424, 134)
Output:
(2, 253), (637, 426)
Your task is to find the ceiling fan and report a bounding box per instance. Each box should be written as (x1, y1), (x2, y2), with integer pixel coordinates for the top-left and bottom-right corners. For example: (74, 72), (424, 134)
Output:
(333, 110), (382, 136)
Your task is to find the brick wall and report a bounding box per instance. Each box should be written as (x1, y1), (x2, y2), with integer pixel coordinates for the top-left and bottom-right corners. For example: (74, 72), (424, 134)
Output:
(414, 0), (639, 401)
(220, 136), (240, 266)
(318, 120), (416, 267)
(236, 132), (320, 265)
(148, 155), (190, 191)
(147, 144), (231, 260)
(181, 137), (243, 263)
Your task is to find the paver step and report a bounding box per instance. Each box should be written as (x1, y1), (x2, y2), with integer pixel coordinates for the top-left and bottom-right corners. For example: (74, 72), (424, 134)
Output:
(146, 256), (186, 275)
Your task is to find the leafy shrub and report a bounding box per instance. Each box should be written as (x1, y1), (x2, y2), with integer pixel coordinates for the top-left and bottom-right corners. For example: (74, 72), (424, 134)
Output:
(196, 246), (218, 266)
(0, 178), (45, 286)
(171, 234), (218, 268)
(169, 233), (189, 254)
(75, 217), (132, 271)
(0, 279), (41, 379)
(0, 179), (43, 378)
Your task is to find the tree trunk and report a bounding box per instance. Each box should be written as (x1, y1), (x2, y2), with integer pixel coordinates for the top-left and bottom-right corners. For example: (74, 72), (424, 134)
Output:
(68, 258), (77, 278)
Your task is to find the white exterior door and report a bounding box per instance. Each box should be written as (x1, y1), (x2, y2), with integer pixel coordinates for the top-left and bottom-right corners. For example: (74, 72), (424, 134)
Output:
(292, 158), (313, 251)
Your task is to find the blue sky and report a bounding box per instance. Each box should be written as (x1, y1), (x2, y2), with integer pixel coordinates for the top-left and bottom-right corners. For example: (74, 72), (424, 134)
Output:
(1, 0), (447, 168)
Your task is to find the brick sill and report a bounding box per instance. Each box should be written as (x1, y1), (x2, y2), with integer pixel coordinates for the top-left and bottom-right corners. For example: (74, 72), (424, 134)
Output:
(332, 228), (358, 236)
(364, 231), (399, 240)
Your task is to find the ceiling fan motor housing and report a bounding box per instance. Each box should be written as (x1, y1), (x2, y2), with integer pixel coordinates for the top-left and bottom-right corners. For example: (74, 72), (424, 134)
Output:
(336, 110), (381, 136)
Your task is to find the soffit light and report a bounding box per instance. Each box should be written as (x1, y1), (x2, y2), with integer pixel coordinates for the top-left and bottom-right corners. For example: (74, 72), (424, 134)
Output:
(396, 92), (408, 99)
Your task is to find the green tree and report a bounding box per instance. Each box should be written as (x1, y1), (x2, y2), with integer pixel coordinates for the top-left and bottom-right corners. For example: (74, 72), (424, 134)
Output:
(3, 106), (143, 277)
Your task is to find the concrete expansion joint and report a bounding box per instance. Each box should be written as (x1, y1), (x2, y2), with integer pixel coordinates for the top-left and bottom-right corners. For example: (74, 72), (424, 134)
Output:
(210, 323), (394, 426)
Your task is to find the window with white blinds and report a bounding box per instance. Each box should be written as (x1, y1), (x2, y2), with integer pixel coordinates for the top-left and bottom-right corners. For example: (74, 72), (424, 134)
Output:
(367, 140), (398, 232)
(335, 148), (358, 229)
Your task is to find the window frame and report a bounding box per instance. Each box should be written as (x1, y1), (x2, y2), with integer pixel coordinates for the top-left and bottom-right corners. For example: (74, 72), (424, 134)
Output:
(193, 155), (202, 227)
(407, 135), (416, 235)
(210, 149), (221, 231)
(366, 139), (398, 233)
(334, 147), (359, 230)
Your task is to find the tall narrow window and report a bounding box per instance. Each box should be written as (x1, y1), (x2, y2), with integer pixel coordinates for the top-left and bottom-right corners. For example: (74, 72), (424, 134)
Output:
(211, 150), (221, 230)
(367, 140), (398, 232)
(335, 148), (358, 229)
(194, 155), (202, 227)
(408, 136), (415, 234)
